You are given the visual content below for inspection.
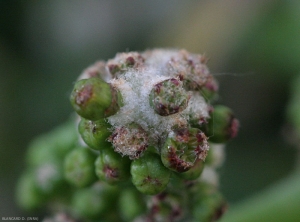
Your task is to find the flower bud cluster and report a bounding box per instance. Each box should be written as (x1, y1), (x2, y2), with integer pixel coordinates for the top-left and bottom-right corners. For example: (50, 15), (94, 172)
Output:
(17, 49), (239, 222)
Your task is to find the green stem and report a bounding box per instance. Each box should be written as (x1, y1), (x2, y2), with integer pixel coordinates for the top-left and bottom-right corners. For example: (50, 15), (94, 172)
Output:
(220, 171), (300, 222)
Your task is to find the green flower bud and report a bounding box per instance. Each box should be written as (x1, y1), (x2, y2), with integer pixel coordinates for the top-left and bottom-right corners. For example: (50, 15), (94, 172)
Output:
(177, 159), (205, 180)
(16, 170), (45, 211)
(26, 135), (58, 167)
(118, 187), (146, 221)
(26, 118), (77, 166)
(108, 124), (148, 159)
(95, 147), (131, 184)
(64, 147), (97, 188)
(47, 117), (78, 157)
(149, 78), (190, 116)
(70, 77), (123, 120)
(33, 160), (65, 196)
(146, 192), (184, 222)
(78, 118), (112, 150)
(72, 182), (119, 219)
(131, 152), (171, 195)
(205, 105), (239, 143)
(161, 128), (209, 173)
(192, 190), (227, 222)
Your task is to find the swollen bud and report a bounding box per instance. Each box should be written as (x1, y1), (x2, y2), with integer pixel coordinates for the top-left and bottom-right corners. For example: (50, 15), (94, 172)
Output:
(70, 77), (123, 120)
(16, 170), (45, 211)
(95, 147), (131, 185)
(118, 187), (146, 221)
(161, 128), (209, 173)
(146, 192), (184, 221)
(71, 182), (119, 219)
(149, 78), (190, 116)
(78, 118), (112, 151)
(131, 152), (171, 195)
(192, 188), (227, 222)
(64, 148), (97, 188)
(205, 105), (239, 143)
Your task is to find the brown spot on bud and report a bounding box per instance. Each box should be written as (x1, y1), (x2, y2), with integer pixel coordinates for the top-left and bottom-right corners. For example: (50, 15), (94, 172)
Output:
(142, 176), (162, 187)
(103, 165), (118, 179)
(170, 78), (180, 86)
(175, 128), (190, 143)
(125, 56), (135, 66)
(108, 64), (120, 75)
(167, 146), (193, 172)
(75, 85), (93, 106)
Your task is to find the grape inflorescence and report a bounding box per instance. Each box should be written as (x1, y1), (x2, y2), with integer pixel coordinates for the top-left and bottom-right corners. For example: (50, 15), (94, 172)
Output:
(17, 49), (239, 222)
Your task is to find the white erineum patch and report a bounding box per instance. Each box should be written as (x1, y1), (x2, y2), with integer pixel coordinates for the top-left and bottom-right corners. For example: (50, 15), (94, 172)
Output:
(107, 49), (211, 145)
(143, 49), (180, 74)
(181, 92), (210, 120)
(108, 67), (187, 143)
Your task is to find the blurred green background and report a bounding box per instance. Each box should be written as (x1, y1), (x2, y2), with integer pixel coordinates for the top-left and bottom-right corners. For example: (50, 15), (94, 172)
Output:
(1, 0), (300, 218)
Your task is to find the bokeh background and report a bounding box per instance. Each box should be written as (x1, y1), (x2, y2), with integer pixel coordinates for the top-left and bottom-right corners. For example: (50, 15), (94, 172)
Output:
(1, 0), (300, 218)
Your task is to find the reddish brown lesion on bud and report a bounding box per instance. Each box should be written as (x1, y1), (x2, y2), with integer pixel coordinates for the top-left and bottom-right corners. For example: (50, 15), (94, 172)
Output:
(142, 176), (162, 187)
(154, 82), (162, 94)
(125, 56), (135, 67)
(174, 128), (190, 143)
(103, 165), (118, 179)
(108, 64), (120, 75)
(167, 146), (193, 172)
(75, 85), (93, 107)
